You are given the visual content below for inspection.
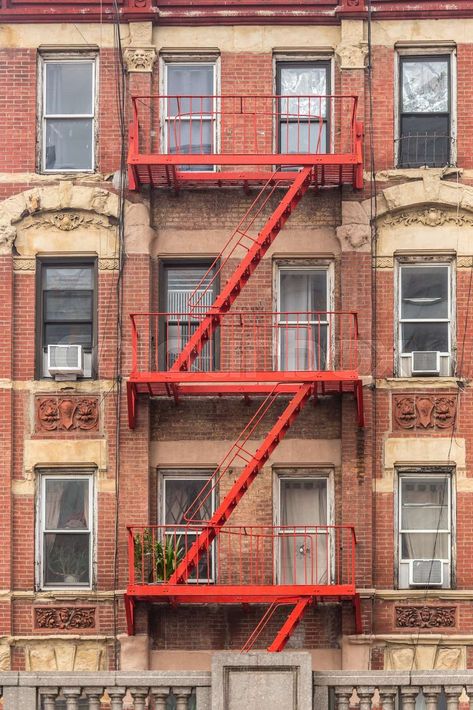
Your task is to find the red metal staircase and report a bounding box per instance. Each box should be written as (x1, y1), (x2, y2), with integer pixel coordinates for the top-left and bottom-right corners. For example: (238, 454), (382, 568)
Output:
(125, 92), (364, 651)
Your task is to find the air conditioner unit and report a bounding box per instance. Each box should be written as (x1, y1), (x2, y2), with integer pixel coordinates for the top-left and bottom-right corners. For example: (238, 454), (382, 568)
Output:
(409, 559), (443, 586)
(47, 344), (83, 378)
(411, 351), (440, 376)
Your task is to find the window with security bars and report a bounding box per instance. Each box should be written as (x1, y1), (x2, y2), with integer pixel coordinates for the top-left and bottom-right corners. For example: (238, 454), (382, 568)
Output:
(277, 267), (330, 371)
(41, 58), (96, 172)
(398, 56), (452, 168)
(397, 263), (452, 377)
(37, 472), (94, 589)
(160, 262), (217, 371)
(161, 470), (215, 582)
(277, 62), (331, 157)
(164, 62), (216, 170)
(398, 471), (452, 589)
(37, 260), (96, 378)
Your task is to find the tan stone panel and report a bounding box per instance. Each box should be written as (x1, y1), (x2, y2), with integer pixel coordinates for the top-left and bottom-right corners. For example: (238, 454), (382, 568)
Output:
(0, 24), (115, 49)
(372, 18), (473, 45)
(383, 437), (465, 469)
(23, 439), (107, 474)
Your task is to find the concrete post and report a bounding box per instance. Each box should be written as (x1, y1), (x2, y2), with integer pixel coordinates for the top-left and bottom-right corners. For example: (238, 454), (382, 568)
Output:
(3, 687), (38, 710)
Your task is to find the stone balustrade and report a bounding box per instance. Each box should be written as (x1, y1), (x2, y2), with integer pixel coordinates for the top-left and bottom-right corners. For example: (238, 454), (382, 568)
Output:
(0, 669), (473, 708)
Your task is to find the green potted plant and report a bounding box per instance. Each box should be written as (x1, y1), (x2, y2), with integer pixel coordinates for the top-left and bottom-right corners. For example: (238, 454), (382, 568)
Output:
(134, 529), (183, 583)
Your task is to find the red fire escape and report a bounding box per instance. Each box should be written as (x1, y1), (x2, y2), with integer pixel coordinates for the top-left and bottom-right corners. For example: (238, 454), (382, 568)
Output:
(125, 93), (364, 650)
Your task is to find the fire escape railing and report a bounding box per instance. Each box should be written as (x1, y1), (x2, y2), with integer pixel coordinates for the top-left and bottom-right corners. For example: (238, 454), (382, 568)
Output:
(127, 524), (357, 592)
(129, 311), (359, 378)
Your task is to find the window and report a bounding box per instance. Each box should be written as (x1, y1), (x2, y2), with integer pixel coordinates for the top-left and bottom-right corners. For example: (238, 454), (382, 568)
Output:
(277, 62), (331, 156)
(161, 470), (215, 582)
(398, 55), (452, 168)
(398, 471), (452, 589)
(37, 472), (94, 589)
(160, 261), (217, 371)
(37, 260), (96, 378)
(277, 472), (331, 585)
(277, 266), (331, 370)
(163, 62), (216, 169)
(41, 57), (96, 172)
(397, 262), (453, 377)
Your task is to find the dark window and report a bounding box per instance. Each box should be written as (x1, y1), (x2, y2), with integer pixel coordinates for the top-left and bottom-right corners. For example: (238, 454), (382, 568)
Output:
(277, 62), (331, 156)
(398, 56), (451, 168)
(42, 60), (96, 172)
(160, 262), (217, 371)
(37, 260), (96, 378)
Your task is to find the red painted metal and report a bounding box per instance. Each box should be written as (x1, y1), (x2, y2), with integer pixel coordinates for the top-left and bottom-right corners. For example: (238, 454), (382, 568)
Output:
(128, 94), (362, 190)
(267, 597), (313, 652)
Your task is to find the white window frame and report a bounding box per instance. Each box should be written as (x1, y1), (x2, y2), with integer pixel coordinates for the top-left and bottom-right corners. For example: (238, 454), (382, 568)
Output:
(161, 58), (219, 169)
(273, 469), (334, 585)
(276, 263), (334, 371)
(396, 261), (454, 377)
(160, 469), (216, 583)
(36, 470), (95, 590)
(396, 469), (454, 589)
(40, 54), (98, 173)
(394, 46), (457, 168)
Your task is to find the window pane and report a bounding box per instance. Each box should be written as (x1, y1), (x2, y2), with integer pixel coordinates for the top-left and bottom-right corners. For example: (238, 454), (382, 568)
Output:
(44, 267), (93, 290)
(167, 65), (214, 115)
(401, 266), (449, 319)
(44, 532), (90, 585)
(280, 271), (328, 313)
(166, 266), (215, 313)
(45, 62), (94, 115)
(45, 292), (93, 322)
(401, 59), (449, 113)
(279, 121), (327, 154)
(402, 477), (449, 506)
(44, 323), (92, 348)
(168, 118), (213, 155)
(279, 324), (328, 371)
(45, 118), (93, 170)
(165, 478), (212, 524)
(401, 532), (449, 560)
(399, 115), (450, 168)
(45, 478), (89, 530)
(401, 322), (449, 353)
(165, 323), (213, 372)
(402, 506), (448, 530)
(280, 479), (327, 526)
(279, 66), (327, 116)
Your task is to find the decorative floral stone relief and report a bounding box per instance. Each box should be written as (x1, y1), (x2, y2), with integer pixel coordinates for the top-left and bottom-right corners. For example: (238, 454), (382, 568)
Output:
(396, 605), (456, 628)
(393, 394), (456, 431)
(34, 607), (96, 630)
(22, 211), (113, 232)
(36, 396), (99, 433)
(384, 208), (473, 228)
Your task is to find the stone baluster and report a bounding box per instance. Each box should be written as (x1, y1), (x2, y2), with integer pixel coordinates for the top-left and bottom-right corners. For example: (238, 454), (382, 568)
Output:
(334, 686), (353, 710)
(378, 686), (398, 710)
(357, 686), (375, 710)
(39, 688), (60, 710)
(107, 687), (127, 710)
(129, 687), (149, 710)
(83, 687), (104, 710)
(422, 686), (442, 710)
(63, 687), (82, 710)
(173, 686), (193, 710)
(444, 686), (463, 710)
(150, 686), (171, 710)
(400, 688), (420, 710)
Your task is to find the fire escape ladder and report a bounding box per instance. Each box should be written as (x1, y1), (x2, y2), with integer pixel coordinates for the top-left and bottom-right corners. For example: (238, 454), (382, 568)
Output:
(170, 166), (313, 374)
(168, 383), (313, 585)
(267, 598), (313, 653)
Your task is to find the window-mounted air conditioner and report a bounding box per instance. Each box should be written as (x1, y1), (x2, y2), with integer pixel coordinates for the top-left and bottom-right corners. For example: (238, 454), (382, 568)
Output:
(47, 344), (83, 378)
(409, 559), (443, 586)
(411, 351), (440, 376)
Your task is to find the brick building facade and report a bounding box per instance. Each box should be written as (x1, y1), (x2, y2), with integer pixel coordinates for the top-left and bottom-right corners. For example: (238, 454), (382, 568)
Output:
(1, 0), (473, 677)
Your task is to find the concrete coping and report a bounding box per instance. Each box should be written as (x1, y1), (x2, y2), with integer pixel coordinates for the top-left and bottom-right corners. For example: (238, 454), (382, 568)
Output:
(0, 671), (211, 688)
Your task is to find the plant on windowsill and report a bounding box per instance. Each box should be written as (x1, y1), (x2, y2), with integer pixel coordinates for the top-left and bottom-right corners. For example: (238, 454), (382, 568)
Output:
(134, 529), (183, 583)
(47, 542), (89, 585)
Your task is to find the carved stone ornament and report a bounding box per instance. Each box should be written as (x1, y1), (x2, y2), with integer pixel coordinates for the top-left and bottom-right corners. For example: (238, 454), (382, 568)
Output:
(396, 606), (456, 628)
(22, 211), (113, 232)
(384, 207), (473, 228)
(13, 257), (36, 271)
(336, 41), (368, 70)
(393, 394), (456, 431)
(36, 396), (99, 433)
(34, 607), (96, 630)
(375, 256), (394, 269)
(123, 46), (157, 73)
(457, 256), (473, 268)
(98, 257), (120, 271)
